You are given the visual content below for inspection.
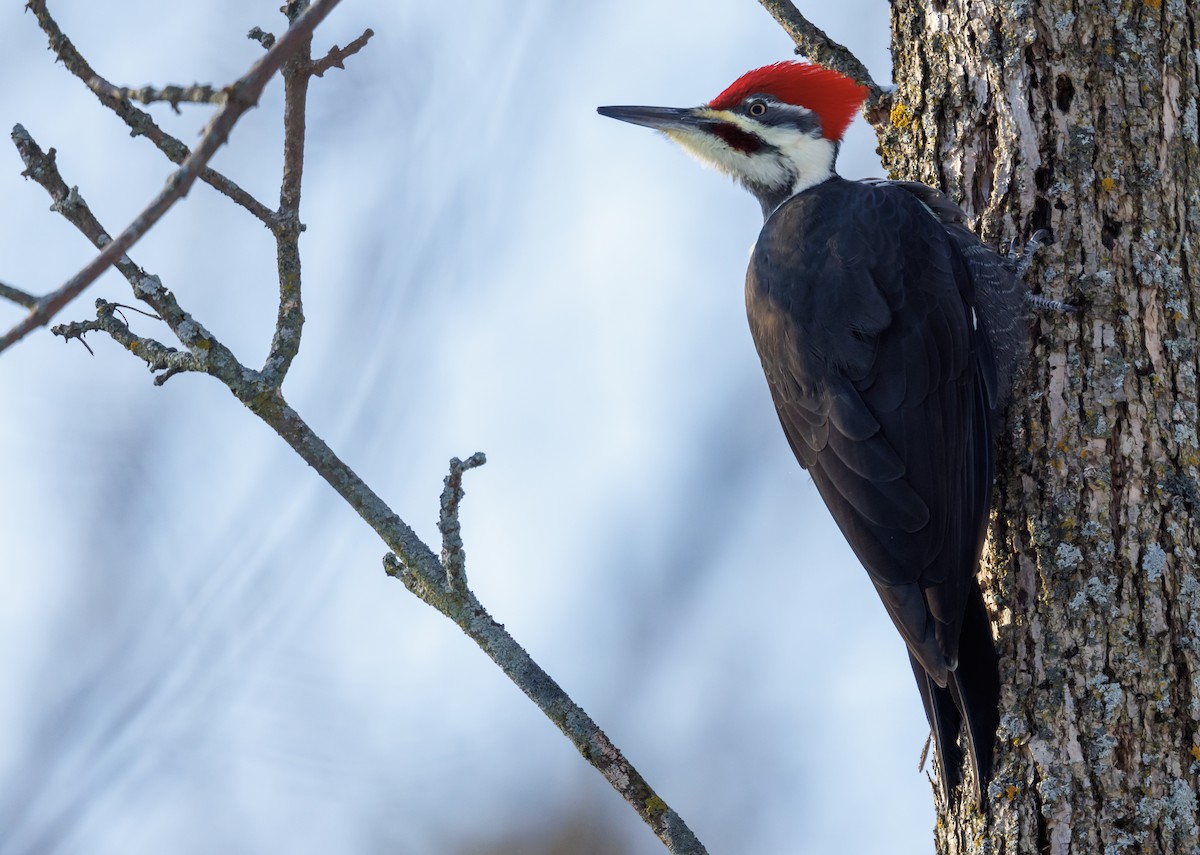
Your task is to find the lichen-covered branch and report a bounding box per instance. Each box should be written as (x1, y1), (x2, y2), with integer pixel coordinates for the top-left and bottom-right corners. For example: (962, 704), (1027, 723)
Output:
(438, 452), (487, 588)
(754, 0), (891, 127)
(92, 82), (225, 112)
(53, 300), (204, 385)
(261, 0), (315, 387)
(259, 15), (371, 388)
(25, 0), (274, 226)
(248, 27), (277, 50)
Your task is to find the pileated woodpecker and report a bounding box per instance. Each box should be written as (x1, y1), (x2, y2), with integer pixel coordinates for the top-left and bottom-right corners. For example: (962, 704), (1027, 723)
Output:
(599, 61), (1038, 802)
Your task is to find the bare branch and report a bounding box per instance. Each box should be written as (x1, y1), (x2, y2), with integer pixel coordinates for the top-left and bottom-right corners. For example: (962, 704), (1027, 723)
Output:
(0, 281), (39, 310)
(25, 0), (275, 226)
(311, 28), (374, 77)
(755, 0), (891, 126)
(3, 0), (346, 357)
(92, 82), (226, 113)
(438, 452), (487, 588)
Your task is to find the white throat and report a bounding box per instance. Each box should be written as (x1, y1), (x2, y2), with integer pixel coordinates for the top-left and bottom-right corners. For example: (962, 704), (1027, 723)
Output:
(771, 132), (837, 195)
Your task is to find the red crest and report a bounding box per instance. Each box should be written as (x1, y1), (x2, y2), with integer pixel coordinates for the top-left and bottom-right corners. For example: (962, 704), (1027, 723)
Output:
(708, 61), (868, 141)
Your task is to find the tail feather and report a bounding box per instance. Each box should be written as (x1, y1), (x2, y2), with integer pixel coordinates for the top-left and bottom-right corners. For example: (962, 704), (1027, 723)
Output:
(912, 582), (1000, 804)
(911, 653), (964, 799)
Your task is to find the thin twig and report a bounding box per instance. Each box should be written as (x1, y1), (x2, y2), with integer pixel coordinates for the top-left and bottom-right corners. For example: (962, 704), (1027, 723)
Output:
(0, 281), (40, 310)
(261, 0), (315, 387)
(3, 0), (346, 356)
(755, 0), (891, 126)
(94, 82), (226, 113)
(25, 0), (274, 226)
(438, 452), (487, 588)
(311, 28), (374, 77)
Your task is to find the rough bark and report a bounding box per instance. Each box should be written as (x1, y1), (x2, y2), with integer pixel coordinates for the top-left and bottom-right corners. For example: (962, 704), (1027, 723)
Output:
(879, 0), (1200, 851)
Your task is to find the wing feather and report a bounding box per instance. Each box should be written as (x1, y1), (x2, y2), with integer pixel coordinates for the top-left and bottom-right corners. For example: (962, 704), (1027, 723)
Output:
(745, 177), (996, 681)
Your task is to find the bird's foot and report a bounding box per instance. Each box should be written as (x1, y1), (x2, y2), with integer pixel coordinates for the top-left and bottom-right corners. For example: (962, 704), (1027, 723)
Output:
(1026, 292), (1079, 314)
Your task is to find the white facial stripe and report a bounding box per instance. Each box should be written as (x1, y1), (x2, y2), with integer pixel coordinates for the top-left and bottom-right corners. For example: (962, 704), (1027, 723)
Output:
(663, 125), (791, 188)
(663, 107), (835, 198)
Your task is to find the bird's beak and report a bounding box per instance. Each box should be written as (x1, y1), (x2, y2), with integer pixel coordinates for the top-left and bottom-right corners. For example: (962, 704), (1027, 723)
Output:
(596, 105), (704, 132)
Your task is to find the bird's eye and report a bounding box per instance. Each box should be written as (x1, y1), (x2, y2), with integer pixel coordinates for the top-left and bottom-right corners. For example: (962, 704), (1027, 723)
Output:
(748, 100), (767, 117)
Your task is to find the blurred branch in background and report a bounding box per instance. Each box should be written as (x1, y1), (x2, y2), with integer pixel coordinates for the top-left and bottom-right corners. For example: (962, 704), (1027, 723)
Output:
(4, 1), (706, 852)
(0, 280), (39, 309)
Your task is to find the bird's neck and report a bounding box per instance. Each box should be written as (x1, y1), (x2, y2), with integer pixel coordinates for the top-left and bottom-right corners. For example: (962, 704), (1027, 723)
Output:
(752, 136), (839, 220)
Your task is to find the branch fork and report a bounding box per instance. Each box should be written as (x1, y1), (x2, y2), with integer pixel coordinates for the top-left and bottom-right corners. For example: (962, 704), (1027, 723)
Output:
(384, 452), (487, 616)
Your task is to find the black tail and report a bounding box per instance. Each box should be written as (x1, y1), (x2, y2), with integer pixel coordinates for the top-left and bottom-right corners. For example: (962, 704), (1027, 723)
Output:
(911, 582), (1000, 804)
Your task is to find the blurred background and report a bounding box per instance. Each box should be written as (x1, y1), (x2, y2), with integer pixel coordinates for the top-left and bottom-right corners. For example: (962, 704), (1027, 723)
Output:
(0, 2), (933, 853)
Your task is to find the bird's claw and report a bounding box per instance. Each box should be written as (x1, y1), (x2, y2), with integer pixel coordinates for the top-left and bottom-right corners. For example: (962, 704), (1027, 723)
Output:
(1007, 229), (1051, 277)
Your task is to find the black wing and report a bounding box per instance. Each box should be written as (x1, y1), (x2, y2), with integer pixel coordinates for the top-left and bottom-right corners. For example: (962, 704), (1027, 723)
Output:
(745, 176), (1011, 800)
(866, 178), (1029, 411)
(746, 177), (992, 682)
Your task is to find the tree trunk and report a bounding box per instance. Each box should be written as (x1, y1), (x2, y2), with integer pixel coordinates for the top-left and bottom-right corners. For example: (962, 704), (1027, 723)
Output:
(879, 1), (1200, 851)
